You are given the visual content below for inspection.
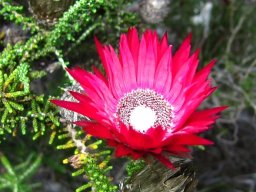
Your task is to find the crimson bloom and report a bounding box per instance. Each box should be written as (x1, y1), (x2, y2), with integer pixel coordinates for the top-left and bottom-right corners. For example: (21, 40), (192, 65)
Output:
(52, 28), (226, 168)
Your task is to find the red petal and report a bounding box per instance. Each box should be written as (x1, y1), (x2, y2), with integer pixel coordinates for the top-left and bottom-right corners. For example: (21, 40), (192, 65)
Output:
(158, 32), (168, 63)
(153, 154), (174, 169)
(185, 49), (200, 84)
(154, 46), (172, 93)
(92, 66), (107, 85)
(127, 27), (140, 66)
(143, 31), (157, 88)
(149, 147), (162, 154)
(113, 142), (144, 160)
(94, 37), (110, 76)
(174, 49), (200, 86)
(173, 86), (217, 131)
(119, 122), (152, 149)
(115, 144), (131, 157)
(103, 46), (125, 97)
(51, 99), (106, 123)
(189, 106), (227, 121)
(67, 67), (112, 106)
(75, 121), (113, 139)
(166, 133), (214, 146)
(172, 33), (192, 77)
(69, 91), (92, 104)
(137, 34), (147, 88)
(119, 34), (137, 90)
(165, 145), (191, 153)
(194, 59), (216, 82)
(146, 126), (166, 147)
(181, 106), (227, 133)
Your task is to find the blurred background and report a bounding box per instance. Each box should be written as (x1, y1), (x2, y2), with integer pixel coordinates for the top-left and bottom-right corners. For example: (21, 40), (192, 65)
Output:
(0, 0), (255, 192)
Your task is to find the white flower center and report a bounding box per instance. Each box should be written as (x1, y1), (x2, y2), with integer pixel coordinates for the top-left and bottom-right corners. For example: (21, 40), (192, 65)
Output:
(129, 105), (157, 133)
(116, 89), (175, 133)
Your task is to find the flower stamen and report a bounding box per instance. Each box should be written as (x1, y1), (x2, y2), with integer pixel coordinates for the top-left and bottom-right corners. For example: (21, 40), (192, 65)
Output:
(116, 89), (174, 132)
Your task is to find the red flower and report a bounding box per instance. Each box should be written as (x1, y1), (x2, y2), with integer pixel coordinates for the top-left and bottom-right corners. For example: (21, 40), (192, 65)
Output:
(52, 28), (226, 168)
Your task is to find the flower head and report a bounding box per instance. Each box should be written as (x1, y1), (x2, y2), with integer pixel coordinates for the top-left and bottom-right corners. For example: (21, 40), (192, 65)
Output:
(52, 28), (226, 168)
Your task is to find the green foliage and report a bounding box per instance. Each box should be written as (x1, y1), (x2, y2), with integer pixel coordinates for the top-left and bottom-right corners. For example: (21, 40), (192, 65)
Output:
(100, 0), (139, 37)
(46, 0), (103, 46)
(0, 58), (60, 140)
(0, 0), (40, 32)
(0, 0), (138, 140)
(59, 126), (117, 192)
(0, 0), (139, 191)
(126, 159), (146, 177)
(0, 153), (42, 192)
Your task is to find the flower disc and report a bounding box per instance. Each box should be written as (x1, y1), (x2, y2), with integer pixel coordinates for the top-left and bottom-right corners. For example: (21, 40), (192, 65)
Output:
(117, 89), (174, 133)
